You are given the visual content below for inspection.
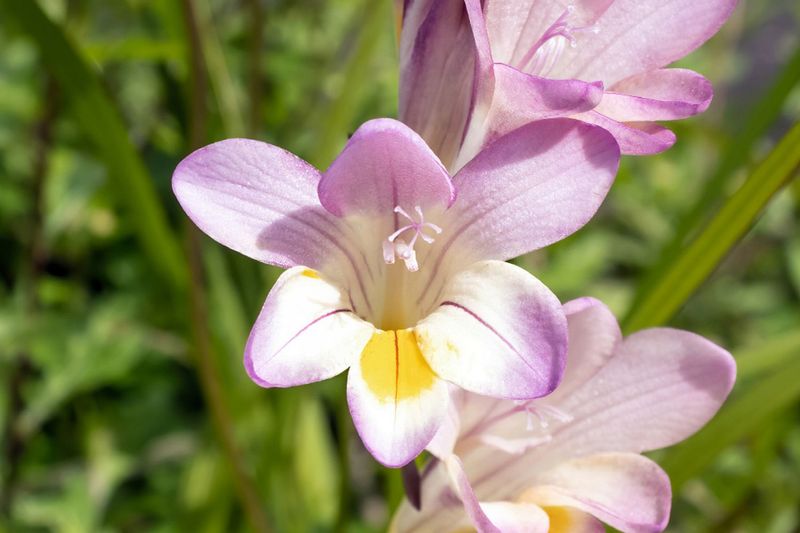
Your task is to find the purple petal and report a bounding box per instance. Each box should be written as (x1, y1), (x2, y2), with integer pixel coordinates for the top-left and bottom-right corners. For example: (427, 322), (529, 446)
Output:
(546, 297), (622, 403)
(543, 327), (736, 458)
(415, 260), (567, 400)
(399, 0), (477, 168)
(446, 118), (619, 262)
(526, 453), (672, 533)
(549, 0), (738, 85)
(245, 267), (374, 387)
(391, 456), (473, 532)
(173, 139), (344, 269)
(597, 69), (714, 122)
(318, 118), (455, 217)
(574, 111), (677, 155)
(444, 455), (502, 533)
(455, 65), (604, 167)
(483, 0), (612, 67)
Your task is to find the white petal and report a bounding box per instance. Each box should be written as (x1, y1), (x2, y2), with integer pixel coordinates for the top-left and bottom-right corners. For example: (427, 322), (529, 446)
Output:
(245, 266), (374, 387)
(415, 260), (566, 400)
(347, 329), (449, 467)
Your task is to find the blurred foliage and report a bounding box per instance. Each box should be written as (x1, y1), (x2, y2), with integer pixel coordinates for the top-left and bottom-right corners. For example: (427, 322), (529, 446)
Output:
(0, 0), (798, 532)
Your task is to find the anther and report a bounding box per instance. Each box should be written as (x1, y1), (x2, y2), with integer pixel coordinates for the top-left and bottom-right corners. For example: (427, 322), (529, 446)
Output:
(383, 205), (442, 272)
(518, 6), (601, 76)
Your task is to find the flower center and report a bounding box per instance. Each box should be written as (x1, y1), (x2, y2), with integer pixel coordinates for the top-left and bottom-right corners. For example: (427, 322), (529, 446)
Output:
(517, 5), (600, 77)
(382, 205), (442, 272)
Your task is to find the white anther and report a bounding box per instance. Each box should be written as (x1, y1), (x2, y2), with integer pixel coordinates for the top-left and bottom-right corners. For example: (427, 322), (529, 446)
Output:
(383, 205), (441, 272)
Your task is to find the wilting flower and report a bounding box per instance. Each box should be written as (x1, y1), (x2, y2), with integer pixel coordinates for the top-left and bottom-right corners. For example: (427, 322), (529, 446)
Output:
(392, 297), (736, 531)
(399, 0), (736, 169)
(173, 118), (619, 467)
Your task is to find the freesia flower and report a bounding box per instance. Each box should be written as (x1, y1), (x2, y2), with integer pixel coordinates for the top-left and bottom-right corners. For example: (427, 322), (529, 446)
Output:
(399, 0), (736, 170)
(392, 297), (736, 532)
(173, 118), (619, 467)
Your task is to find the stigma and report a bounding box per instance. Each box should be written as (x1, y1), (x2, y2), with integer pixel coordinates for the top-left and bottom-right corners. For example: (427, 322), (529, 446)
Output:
(383, 205), (442, 272)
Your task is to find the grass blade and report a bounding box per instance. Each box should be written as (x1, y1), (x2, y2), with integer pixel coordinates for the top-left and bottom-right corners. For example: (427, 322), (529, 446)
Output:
(631, 44), (800, 303)
(2, 0), (187, 289)
(623, 122), (800, 332)
(660, 336), (800, 490)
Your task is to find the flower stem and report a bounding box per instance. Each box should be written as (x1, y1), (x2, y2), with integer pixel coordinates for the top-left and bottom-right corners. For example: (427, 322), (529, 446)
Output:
(180, 1), (270, 531)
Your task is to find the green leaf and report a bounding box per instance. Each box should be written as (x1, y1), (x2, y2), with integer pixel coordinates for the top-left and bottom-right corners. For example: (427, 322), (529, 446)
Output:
(660, 342), (800, 490)
(623, 122), (800, 333)
(2, 0), (187, 289)
(631, 43), (800, 303)
(307, 0), (394, 168)
(293, 397), (340, 529)
(735, 330), (800, 382)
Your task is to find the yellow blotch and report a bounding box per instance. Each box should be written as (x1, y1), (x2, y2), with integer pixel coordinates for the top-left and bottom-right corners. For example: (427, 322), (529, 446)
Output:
(543, 506), (583, 533)
(360, 329), (436, 402)
(301, 268), (320, 279)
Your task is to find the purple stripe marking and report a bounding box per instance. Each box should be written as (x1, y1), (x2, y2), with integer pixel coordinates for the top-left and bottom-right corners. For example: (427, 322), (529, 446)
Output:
(440, 300), (543, 379)
(271, 308), (352, 359)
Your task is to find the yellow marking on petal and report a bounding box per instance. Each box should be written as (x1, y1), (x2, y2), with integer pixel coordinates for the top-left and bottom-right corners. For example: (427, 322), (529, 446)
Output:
(301, 268), (320, 279)
(360, 329), (436, 402)
(543, 506), (574, 533)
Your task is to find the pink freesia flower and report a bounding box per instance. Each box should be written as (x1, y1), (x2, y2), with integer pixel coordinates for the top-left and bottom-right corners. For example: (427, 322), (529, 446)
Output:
(392, 297), (736, 532)
(399, 0), (736, 169)
(173, 118), (619, 467)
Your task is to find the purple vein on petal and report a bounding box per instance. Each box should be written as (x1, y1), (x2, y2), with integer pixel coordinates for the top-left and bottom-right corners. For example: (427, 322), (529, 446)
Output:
(265, 309), (353, 365)
(439, 301), (544, 381)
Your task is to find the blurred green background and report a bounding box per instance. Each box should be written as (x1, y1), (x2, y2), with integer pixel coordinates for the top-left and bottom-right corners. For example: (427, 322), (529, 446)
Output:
(0, 0), (799, 531)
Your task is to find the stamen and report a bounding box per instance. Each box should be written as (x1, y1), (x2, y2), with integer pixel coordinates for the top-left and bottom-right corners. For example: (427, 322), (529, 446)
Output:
(383, 205), (442, 272)
(524, 404), (573, 430)
(517, 4), (600, 76)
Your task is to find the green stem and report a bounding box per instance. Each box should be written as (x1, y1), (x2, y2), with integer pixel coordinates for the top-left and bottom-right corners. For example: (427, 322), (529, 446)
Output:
(629, 44), (800, 308)
(622, 122), (800, 333)
(180, 1), (270, 531)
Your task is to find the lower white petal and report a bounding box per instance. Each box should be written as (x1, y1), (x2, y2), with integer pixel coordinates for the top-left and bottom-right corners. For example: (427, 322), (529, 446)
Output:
(347, 329), (449, 467)
(415, 260), (566, 399)
(245, 266), (374, 387)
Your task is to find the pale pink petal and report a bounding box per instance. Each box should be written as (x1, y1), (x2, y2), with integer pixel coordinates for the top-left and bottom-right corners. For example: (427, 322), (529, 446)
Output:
(483, 0), (613, 67)
(244, 267), (374, 387)
(574, 111), (676, 155)
(548, 297), (622, 402)
(480, 501), (549, 533)
(173, 139), (344, 269)
(490, 65), (603, 133)
(347, 329), (449, 467)
(444, 455), (501, 533)
(596, 69), (713, 122)
(426, 391), (461, 458)
(399, 0), (477, 167)
(549, 0), (738, 85)
(415, 260), (566, 400)
(455, 65), (604, 167)
(445, 119), (619, 262)
(542, 327), (736, 458)
(525, 453), (672, 533)
(318, 118), (455, 217)
(391, 457), (472, 532)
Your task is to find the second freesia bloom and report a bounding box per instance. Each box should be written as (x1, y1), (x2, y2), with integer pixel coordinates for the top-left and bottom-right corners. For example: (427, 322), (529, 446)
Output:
(173, 117), (619, 466)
